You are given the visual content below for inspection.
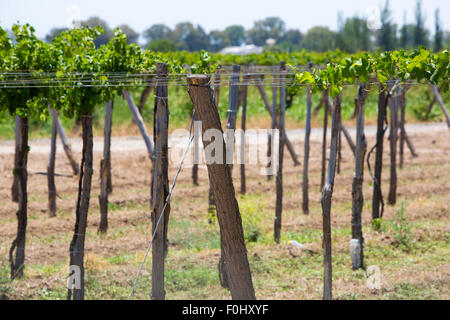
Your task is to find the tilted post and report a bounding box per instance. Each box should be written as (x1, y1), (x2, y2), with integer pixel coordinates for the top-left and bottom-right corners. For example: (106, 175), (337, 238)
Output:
(187, 74), (256, 300)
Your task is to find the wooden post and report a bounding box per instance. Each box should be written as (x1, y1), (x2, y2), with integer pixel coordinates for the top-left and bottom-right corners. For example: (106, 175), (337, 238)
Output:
(351, 85), (368, 270)
(9, 116), (28, 279)
(226, 64), (241, 167)
(68, 113), (93, 300)
(240, 66), (249, 194)
(274, 62), (286, 244)
(48, 108), (58, 218)
(123, 90), (154, 159)
(151, 63), (170, 300)
(321, 92), (342, 300)
(372, 86), (388, 220)
(56, 116), (80, 176)
(187, 74), (256, 300)
(430, 84), (450, 130)
(321, 90), (330, 191)
(399, 85), (407, 168)
(98, 100), (113, 233)
(337, 103), (342, 174)
(302, 85), (312, 215)
(388, 85), (398, 205)
(268, 65), (278, 179)
(192, 113), (199, 186)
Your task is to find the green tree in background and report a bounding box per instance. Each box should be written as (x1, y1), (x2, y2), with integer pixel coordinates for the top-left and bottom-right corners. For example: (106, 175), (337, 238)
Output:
(116, 24), (139, 44)
(81, 16), (112, 48)
(399, 12), (415, 49)
(301, 26), (336, 52)
(147, 38), (177, 52)
(433, 9), (443, 52)
(336, 16), (372, 53)
(172, 22), (209, 51)
(248, 17), (286, 46)
(413, 0), (429, 47)
(224, 25), (246, 46)
(377, 0), (397, 51)
(208, 30), (230, 51)
(45, 27), (68, 43)
(143, 24), (172, 46)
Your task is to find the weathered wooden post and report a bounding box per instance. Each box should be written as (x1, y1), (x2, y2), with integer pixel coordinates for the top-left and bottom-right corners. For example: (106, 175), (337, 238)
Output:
(321, 90), (330, 191)
(187, 74), (256, 300)
(351, 84), (368, 270)
(48, 108), (58, 218)
(98, 100), (113, 233)
(151, 63), (170, 300)
(388, 85), (399, 205)
(274, 62), (286, 244)
(337, 102), (342, 174)
(399, 85), (408, 168)
(267, 65), (279, 179)
(240, 65), (249, 194)
(321, 92), (342, 300)
(302, 84), (312, 215)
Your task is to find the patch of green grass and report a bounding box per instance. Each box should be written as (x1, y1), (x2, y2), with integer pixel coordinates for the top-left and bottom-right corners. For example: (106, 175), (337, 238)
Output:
(0, 264), (12, 300)
(37, 287), (66, 300)
(165, 263), (217, 291)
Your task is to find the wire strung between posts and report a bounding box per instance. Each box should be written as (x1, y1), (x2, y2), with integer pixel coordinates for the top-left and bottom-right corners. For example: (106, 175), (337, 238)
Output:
(128, 85), (216, 299)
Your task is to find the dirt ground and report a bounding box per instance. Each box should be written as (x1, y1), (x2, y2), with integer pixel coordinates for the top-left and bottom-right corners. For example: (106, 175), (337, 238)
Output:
(0, 123), (449, 300)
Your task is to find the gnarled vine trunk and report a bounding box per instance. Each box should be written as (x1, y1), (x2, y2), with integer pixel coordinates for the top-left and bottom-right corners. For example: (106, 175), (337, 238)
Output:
(321, 92), (342, 300)
(10, 116), (28, 279)
(68, 113), (93, 300)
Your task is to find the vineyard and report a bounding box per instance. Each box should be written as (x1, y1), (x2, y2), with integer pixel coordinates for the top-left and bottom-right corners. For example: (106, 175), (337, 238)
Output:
(0, 25), (449, 300)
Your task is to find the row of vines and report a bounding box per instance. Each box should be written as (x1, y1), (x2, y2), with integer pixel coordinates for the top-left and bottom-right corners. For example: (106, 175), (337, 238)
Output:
(0, 24), (448, 300)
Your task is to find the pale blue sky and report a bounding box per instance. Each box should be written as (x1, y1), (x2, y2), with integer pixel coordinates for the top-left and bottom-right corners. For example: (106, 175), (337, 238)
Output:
(1, 0), (448, 43)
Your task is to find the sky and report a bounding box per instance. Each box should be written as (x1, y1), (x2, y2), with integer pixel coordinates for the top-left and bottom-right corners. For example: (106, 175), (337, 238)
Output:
(1, 0), (449, 44)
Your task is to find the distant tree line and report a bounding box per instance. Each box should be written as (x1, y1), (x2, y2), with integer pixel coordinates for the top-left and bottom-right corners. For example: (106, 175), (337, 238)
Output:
(42, 0), (448, 53)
